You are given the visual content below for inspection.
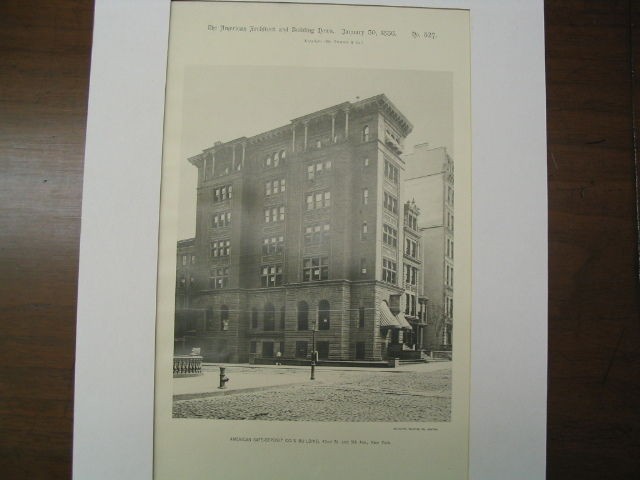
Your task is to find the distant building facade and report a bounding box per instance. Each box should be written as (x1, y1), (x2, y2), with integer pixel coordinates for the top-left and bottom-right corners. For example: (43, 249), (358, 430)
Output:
(174, 95), (427, 362)
(403, 144), (454, 351)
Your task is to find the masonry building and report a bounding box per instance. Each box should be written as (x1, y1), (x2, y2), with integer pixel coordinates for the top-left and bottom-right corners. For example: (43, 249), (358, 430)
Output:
(174, 94), (428, 362)
(403, 143), (454, 351)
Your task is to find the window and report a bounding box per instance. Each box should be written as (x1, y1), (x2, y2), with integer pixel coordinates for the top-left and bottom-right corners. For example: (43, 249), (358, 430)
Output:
(191, 255), (196, 264)
(355, 342), (365, 360)
(210, 240), (230, 257)
(445, 264), (454, 287)
(364, 157), (369, 167)
(264, 150), (285, 168)
(362, 188), (368, 205)
(405, 238), (417, 258)
(261, 264), (283, 287)
(382, 258), (397, 284)
(251, 308), (258, 329)
(383, 224), (398, 247)
(182, 255), (187, 266)
(406, 212), (418, 230)
(318, 300), (330, 330)
(213, 184), (233, 202)
(359, 307), (365, 328)
(447, 186), (454, 205)
(262, 236), (284, 255)
(304, 222), (330, 245)
(250, 341), (257, 354)
(297, 301), (309, 330)
(362, 125), (369, 142)
(360, 257), (367, 274)
(361, 221), (368, 238)
(220, 305), (229, 331)
(280, 306), (286, 330)
(264, 206), (285, 223)
(306, 190), (331, 210)
(265, 178), (286, 196)
(316, 139), (322, 149)
(306, 160), (332, 179)
(384, 159), (399, 184)
(264, 303), (275, 331)
(212, 211), (231, 228)
(302, 256), (329, 282)
(383, 192), (398, 214)
(209, 267), (229, 289)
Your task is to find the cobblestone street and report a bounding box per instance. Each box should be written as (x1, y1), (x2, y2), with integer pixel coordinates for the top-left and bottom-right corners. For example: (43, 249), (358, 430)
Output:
(173, 364), (451, 422)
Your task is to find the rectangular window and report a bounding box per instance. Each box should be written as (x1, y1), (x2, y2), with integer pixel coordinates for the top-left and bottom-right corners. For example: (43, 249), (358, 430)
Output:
(265, 178), (285, 196)
(306, 190), (331, 210)
(265, 206), (285, 223)
(182, 255), (187, 266)
(250, 341), (257, 354)
(384, 159), (399, 184)
(302, 256), (329, 282)
(359, 307), (365, 328)
(307, 161), (332, 179)
(261, 264), (283, 287)
(210, 240), (231, 258)
(212, 211), (231, 228)
(262, 236), (284, 255)
(304, 222), (330, 245)
(383, 192), (398, 214)
(360, 258), (367, 274)
(209, 267), (229, 289)
(382, 258), (397, 284)
(383, 224), (398, 247)
(362, 188), (368, 205)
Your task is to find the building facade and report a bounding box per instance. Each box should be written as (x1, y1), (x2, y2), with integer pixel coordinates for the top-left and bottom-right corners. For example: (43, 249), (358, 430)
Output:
(403, 144), (454, 351)
(174, 95), (427, 362)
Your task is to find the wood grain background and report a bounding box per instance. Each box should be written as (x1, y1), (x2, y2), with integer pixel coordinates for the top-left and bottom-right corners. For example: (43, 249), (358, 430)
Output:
(0, 1), (638, 478)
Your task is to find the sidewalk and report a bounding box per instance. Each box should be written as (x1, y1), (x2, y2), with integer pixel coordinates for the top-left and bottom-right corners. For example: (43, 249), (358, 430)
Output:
(173, 361), (451, 400)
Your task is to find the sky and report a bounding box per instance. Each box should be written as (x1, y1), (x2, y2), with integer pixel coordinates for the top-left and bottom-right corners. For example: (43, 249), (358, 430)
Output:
(175, 65), (453, 239)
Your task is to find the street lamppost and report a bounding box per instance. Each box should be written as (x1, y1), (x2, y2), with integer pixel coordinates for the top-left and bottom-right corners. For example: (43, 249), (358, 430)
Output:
(310, 313), (318, 380)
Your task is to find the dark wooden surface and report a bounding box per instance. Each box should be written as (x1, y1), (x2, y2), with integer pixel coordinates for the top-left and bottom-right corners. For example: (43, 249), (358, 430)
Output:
(0, 1), (638, 478)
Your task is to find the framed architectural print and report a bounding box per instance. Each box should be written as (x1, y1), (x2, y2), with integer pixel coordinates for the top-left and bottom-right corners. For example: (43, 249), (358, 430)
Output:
(73, 1), (547, 479)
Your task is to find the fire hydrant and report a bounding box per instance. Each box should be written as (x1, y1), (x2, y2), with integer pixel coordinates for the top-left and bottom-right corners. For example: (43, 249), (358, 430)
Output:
(218, 366), (229, 389)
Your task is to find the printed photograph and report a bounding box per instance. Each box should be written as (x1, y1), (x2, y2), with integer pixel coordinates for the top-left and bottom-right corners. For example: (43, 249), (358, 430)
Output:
(170, 66), (456, 422)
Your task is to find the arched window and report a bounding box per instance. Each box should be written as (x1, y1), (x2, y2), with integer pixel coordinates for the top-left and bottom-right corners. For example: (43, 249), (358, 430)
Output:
(318, 300), (330, 330)
(264, 303), (275, 331)
(280, 306), (286, 330)
(220, 305), (229, 331)
(297, 301), (309, 330)
(362, 125), (369, 142)
(251, 307), (258, 329)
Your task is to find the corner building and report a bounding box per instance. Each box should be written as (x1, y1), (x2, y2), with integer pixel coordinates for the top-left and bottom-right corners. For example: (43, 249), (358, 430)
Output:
(177, 95), (425, 362)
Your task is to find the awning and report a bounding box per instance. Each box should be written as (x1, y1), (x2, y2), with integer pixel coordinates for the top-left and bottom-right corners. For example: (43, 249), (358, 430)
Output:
(379, 301), (402, 328)
(396, 312), (413, 330)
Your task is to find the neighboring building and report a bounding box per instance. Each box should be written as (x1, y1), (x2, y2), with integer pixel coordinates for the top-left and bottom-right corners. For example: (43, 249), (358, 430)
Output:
(403, 144), (454, 351)
(175, 94), (426, 362)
